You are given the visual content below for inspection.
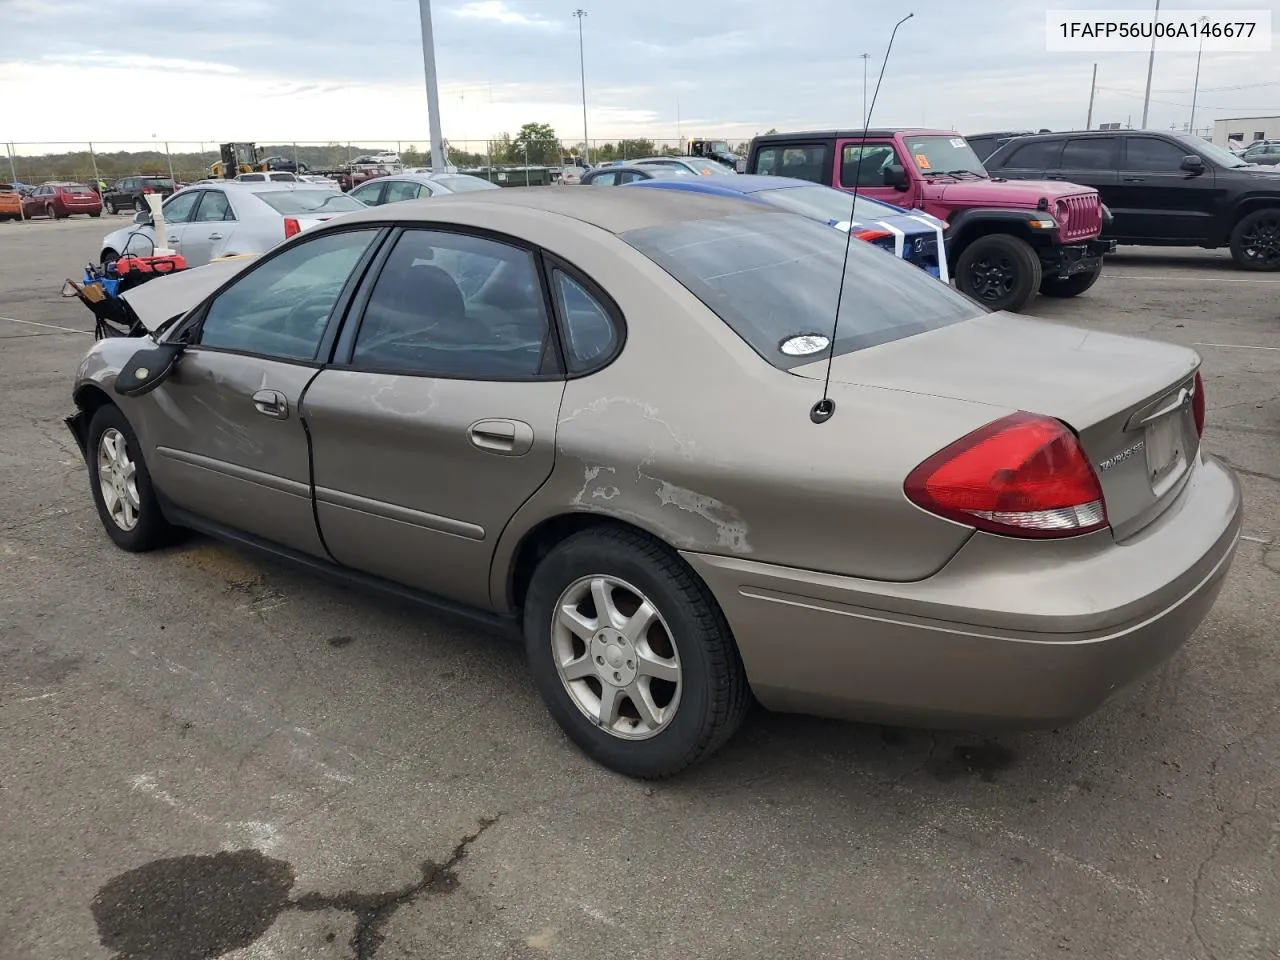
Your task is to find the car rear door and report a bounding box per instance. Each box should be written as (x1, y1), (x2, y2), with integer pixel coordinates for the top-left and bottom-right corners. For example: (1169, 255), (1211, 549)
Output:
(1116, 135), (1215, 243)
(1054, 136), (1120, 215)
(138, 226), (385, 555)
(303, 226), (567, 609)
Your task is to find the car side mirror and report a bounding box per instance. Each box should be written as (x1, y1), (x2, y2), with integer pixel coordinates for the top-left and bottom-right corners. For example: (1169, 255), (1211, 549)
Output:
(113, 342), (184, 397)
(1180, 155), (1204, 174)
(884, 164), (909, 190)
(133, 210), (153, 225)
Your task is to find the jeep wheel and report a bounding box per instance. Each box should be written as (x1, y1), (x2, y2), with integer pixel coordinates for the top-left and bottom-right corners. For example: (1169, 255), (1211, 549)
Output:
(1229, 209), (1280, 271)
(1039, 261), (1102, 298)
(954, 234), (1041, 312)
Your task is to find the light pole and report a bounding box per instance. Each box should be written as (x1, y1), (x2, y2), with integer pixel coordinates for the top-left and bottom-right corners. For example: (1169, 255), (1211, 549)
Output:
(1189, 16), (1208, 135)
(860, 53), (871, 128)
(417, 0), (446, 173)
(1140, 0), (1160, 129)
(573, 9), (589, 165)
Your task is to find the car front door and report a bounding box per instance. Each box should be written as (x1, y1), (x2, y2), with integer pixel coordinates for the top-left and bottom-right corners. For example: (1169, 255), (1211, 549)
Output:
(836, 139), (915, 207)
(303, 226), (566, 609)
(1116, 136), (1216, 242)
(151, 189), (201, 257)
(137, 227), (385, 555)
(181, 188), (238, 266)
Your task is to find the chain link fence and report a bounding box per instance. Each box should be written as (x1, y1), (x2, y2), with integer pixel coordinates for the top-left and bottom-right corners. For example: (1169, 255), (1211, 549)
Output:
(4, 137), (745, 189)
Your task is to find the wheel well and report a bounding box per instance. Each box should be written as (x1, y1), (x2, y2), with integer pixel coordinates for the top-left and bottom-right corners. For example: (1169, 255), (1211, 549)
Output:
(507, 513), (657, 613)
(947, 219), (1040, 264)
(74, 383), (114, 419)
(1229, 199), (1280, 232)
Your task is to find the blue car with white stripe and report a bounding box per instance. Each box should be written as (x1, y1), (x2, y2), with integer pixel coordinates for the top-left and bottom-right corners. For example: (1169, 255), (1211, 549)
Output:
(625, 174), (949, 281)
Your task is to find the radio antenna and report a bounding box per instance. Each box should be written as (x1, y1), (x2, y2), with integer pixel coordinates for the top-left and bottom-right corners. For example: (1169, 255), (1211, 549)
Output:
(810, 12), (914, 425)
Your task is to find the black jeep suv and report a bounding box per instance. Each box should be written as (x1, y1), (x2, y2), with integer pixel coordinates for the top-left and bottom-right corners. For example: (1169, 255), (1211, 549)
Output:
(985, 130), (1280, 271)
(102, 176), (176, 215)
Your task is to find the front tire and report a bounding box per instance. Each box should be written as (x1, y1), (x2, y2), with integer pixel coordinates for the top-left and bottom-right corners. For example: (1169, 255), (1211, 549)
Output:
(1039, 260), (1103, 297)
(1229, 209), (1280, 271)
(45, 204), (59, 220)
(86, 405), (175, 552)
(954, 233), (1042, 312)
(523, 526), (749, 779)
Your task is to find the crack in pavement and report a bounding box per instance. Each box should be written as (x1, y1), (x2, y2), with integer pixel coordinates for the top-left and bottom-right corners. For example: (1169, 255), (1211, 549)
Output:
(290, 814), (501, 960)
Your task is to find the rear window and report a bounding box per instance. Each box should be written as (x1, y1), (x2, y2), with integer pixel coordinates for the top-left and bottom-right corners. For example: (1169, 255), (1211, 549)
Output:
(620, 212), (979, 369)
(432, 175), (498, 193)
(142, 178), (175, 189)
(253, 190), (365, 215)
(62, 185), (94, 195)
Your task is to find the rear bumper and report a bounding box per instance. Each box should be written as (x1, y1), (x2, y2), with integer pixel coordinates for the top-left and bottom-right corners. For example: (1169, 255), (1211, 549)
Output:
(1041, 238), (1115, 279)
(682, 455), (1242, 729)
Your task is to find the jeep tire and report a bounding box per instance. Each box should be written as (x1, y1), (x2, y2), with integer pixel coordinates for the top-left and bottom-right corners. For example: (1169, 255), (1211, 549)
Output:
(954, 233), (1042, 313)
(1229, 208), (1280, 271)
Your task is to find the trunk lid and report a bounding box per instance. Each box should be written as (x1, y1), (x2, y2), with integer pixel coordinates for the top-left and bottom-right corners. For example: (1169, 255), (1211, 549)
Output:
(797, 312), (1202, 538)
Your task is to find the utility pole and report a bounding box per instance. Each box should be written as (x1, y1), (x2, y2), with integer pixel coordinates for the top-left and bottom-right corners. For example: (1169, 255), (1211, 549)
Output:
(417, 0), (446, 173)
(573, 9), (589, 165)
(1140, 0), (1160, 129)
(860, 53), (871, 128)
(1189, 18), (1207, 135)
(1086, 63), (1098, 129)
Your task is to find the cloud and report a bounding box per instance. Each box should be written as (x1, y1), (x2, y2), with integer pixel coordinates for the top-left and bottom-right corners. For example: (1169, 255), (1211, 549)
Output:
(40, 53), (241, 75)
(453, 1), (557, 29)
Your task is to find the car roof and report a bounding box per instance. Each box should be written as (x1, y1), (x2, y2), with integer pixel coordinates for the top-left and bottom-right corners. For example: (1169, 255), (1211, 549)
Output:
(334, 183), (775, 234)
(751, 128), (957, 143)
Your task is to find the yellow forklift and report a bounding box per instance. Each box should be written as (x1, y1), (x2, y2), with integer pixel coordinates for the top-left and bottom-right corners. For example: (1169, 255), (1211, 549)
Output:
(210, 143), (268, 179)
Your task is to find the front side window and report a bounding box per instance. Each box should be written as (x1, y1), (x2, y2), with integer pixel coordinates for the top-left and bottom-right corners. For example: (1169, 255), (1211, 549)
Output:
(198, 229), (378, 360)
(161, 191), (200, 224)
(1060, 138), (1117, 170)
(552, 270), (618, 373)
(351, 229), (550, 378)
(621, 212), (979, 369)
(589, 171), (618, 186)
(840, 143), (900, 188)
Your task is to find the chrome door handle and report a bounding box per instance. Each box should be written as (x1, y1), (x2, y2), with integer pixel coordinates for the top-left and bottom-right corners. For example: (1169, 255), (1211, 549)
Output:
(207, 232), (224, 240)
(1122, 177), (1146, 182)
(468, 419), (534, 456)
(252, 389), (289, 419)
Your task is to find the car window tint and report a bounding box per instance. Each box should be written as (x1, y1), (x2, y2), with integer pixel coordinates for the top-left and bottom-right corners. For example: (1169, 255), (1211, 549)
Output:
(199, 230), (377, 360)
(841, 144), (899, 188)
(769, 144), (830, 183)
(621, 212), (980, 370)
(590, 171), (618, 185)
(349, 182), (382, 205)
(552, 270), (618, 373)
(194, 191), (233, 222)
(1002, 139), (1064, 169)
(1060, 138), (1116, 170)
(1125, 138), (1191, 170)
(383, 180), (422, 203)
(352, 229), (550, 378)
(161, 191), (200, 224)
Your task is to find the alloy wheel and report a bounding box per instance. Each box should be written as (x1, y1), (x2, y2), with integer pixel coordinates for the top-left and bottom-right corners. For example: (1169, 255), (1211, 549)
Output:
(96, 427), (141, 531)
(550, 575), (682, 740)
(1240, 214), (1280, 269)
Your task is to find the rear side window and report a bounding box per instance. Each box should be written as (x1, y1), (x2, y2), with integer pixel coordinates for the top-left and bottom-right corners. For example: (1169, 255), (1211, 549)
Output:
(999, 139), (1064, 170)
(551, 270), (619, 373)
(753, 143), (830, 183)
(621, 212), (980, 369)
(1060, 138), (1117, 170)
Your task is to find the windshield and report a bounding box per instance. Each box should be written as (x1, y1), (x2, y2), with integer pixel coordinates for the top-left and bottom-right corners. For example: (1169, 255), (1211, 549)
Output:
(902, 135), (988, 176)
(1182, 136), (1250, 168)
(755, 184), (907, 226)
(620, 212), (979, 369)
(254, 190), (365, 215)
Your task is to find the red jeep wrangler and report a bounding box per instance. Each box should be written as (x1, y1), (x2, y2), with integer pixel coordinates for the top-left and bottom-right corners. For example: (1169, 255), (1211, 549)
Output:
(747, 129), (1115, 313)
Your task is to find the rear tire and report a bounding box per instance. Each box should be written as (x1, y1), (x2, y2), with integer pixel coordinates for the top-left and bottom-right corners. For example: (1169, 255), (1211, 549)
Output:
(85, 404), (176, 553)
(89, 211), (101, 218)
(45, 204), (59, 220)
(1039, 260), (1103, 297)
(105, 199), (117, 215)
(1229, 209), (1280, 271)
(523, 526), (750, 779)
(954, 233), (1041, 312)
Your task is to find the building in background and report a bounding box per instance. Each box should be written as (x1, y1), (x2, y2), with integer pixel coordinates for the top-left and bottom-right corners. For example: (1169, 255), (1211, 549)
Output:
(1211, 116), (1280, 148)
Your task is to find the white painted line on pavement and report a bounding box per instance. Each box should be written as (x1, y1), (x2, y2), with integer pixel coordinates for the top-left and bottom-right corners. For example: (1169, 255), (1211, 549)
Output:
(1103, 275), (1280, 283)
(0, 314), (91, 336)
(1194, 341), (1280, 352)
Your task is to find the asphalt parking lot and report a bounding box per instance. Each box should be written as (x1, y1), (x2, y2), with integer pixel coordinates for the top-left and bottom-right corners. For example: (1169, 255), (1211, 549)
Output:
(1, 214), (1277, 960)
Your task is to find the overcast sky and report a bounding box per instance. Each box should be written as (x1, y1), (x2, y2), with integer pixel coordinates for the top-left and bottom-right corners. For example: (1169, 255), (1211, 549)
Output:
(2, 0), (1277, 151)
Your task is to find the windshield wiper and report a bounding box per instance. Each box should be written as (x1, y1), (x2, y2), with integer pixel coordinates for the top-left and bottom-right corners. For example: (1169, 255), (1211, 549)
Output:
(943, 169), (987, 178)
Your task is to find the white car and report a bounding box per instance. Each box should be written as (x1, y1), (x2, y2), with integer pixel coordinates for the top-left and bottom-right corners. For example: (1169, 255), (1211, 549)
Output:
(98, 182), (366, 267)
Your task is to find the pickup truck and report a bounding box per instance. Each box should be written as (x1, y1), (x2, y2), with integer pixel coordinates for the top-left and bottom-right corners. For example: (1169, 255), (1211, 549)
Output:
(746, 128), (1114, 312)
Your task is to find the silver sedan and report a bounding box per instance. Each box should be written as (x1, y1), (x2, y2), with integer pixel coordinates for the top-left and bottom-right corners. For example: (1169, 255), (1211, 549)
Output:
(348, 171), (499, 206)
(99, 183), (366, 267)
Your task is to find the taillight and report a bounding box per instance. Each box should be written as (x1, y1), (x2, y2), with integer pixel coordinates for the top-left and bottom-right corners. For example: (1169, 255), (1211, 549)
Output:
(904, 412), (1108, 538)
(1192, 371), (1205, 437)
(283, 217), (301, 239)
(853, 228), (894, 244)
